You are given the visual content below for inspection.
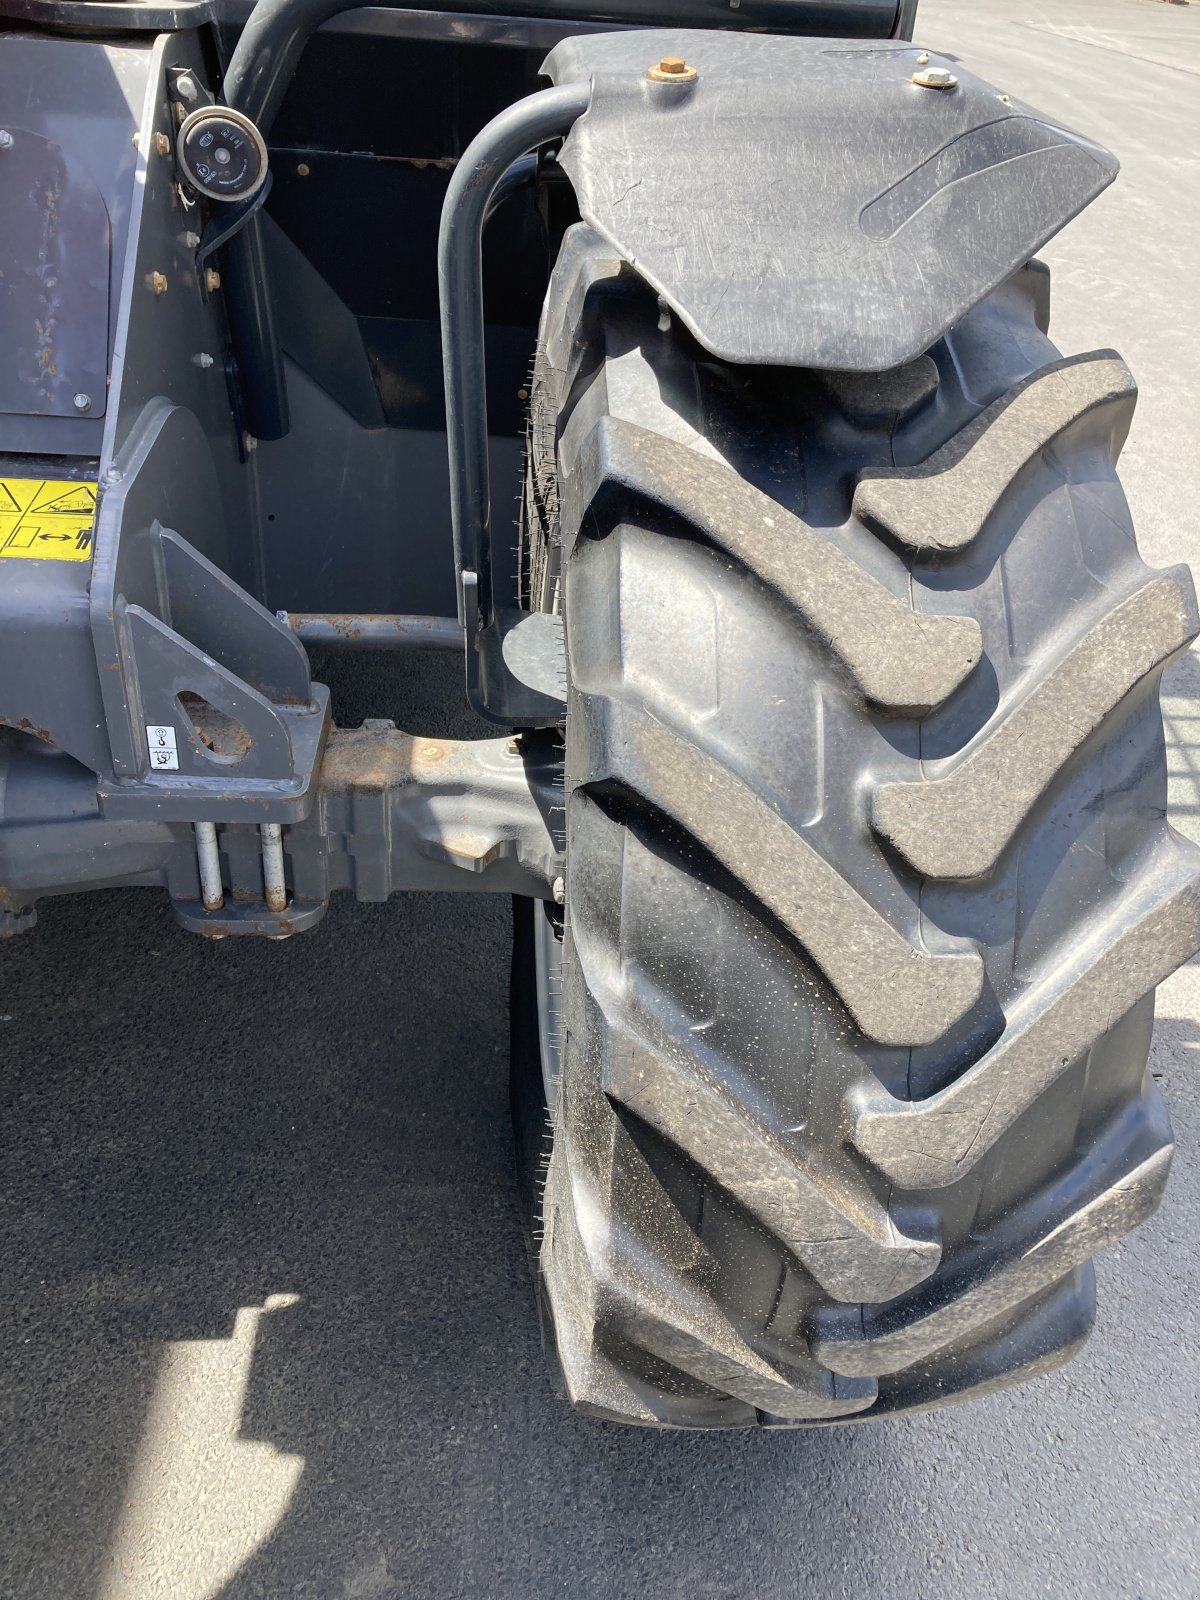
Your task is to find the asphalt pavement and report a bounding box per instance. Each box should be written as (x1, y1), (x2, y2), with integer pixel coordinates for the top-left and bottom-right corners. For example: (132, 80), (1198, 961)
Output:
(2, 2), (1199, 1597)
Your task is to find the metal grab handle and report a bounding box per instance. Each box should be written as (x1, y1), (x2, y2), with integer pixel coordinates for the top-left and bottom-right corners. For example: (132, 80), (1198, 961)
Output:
(437, 84), (590, 624)
(224, 0), (363, 131)
(219, 0), (586, 460)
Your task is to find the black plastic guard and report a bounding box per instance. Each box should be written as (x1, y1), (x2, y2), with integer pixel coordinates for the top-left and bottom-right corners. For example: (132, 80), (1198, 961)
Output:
(542, 32), (1118, 371)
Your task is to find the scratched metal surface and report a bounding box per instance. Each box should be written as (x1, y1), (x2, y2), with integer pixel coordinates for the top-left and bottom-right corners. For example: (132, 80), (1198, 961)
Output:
(545, 29), (1116, 370)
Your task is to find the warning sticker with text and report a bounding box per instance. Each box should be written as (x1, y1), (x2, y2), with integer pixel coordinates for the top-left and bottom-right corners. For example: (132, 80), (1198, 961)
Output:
(0, 478), (97, 563)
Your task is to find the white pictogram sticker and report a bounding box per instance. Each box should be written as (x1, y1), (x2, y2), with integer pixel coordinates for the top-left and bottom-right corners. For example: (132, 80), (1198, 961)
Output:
(146, 724), (179, 771)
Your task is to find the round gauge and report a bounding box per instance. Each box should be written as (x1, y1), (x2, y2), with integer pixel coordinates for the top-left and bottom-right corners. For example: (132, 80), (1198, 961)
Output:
(176, 106), (269, 202)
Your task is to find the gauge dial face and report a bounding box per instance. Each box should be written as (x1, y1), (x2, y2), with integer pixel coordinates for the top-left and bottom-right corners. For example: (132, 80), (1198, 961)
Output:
(177, 108), (268, 201)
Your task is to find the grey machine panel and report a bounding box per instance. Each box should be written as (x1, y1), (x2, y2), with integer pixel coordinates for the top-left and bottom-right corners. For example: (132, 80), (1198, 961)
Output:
(0, 31), (328, 822)
(0, 34), (153, 457)
(542, 31), (1118, 372)
(0, 127), (109, 422)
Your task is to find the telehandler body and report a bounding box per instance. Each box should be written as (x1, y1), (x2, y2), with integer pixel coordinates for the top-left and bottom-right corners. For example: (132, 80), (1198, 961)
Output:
(1, 0), (1196, 1425)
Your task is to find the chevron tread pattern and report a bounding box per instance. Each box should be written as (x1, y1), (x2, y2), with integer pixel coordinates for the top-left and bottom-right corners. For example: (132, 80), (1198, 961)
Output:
(571, 415), (982, 713)
(853, 843), (1200, 1186)
(542, 1073), (878, 1421)
(814, 1101), (1171, 1377)
(873, 570), (1198, 879)
(570, 903), (943, 1304)
(853, 351), (1136, 553)
(587, 704), (983, 1048)
(516, 226), (1198, 1428)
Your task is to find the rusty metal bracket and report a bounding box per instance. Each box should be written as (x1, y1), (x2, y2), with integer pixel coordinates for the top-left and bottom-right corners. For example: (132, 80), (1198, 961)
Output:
(0, 719), (563, 938)
(168, 721), (564, 933)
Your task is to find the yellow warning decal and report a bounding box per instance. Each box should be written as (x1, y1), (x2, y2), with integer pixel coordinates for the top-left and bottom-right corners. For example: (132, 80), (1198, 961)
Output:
(0, 478), (97, 563)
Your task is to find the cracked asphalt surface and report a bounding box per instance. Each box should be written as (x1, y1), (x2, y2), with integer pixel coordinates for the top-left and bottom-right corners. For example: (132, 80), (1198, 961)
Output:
(2, 3), (1199, 1597)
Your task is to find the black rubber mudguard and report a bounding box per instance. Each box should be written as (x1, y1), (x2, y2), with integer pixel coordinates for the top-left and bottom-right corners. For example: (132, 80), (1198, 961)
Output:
(542, 31), (1118, 371)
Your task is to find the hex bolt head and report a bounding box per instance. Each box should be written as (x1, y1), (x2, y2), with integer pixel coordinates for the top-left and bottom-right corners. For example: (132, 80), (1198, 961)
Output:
(146, 270), (169, 295)
(182, 230), (201, 250)
(552, 875), (566, 905)
(175, 73), (199, 104)
(193, 352), (215, 369)
(72, 392), (92, 412)
(204, 267), (222, 293)
(0, 130), (13, 150)
(911, 66), (958, 90)
(647, 55), (698, 83)
(153, 131), (171, 157)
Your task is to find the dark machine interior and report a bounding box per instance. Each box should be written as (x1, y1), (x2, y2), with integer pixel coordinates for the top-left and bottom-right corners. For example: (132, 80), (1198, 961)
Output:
(224, 27), (565, 620)
(205, 2), (904, 622)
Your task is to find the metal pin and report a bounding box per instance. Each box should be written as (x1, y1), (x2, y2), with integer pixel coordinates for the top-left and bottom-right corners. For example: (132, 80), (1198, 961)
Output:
(195, 821), (224, 911)
(912, 66), (958, 90)
(261, 823), (287, 912)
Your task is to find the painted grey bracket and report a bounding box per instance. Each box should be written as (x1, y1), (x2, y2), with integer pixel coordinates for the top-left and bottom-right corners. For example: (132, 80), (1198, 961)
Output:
(91, 400), (329, 822)
(98, 539), (329, 822)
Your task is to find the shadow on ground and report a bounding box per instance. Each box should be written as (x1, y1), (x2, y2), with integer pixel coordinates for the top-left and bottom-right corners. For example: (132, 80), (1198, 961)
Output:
(2, 651), (1198, 1600)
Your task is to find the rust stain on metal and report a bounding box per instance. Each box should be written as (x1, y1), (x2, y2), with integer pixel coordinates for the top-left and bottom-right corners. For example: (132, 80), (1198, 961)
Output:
(0, 715), (54, 744)
(28, 168), (65, 404)
(287, 613), (461, 649)
(306, 613), (367, 640)
(647, 55), (697, 82)
(178, 693), (253, 762)
(320, 725), (417, 797)
(441, 829), (500, 867)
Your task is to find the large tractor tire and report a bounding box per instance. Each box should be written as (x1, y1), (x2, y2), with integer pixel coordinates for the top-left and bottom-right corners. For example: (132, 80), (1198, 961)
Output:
(510, 224), (1200, 1428)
